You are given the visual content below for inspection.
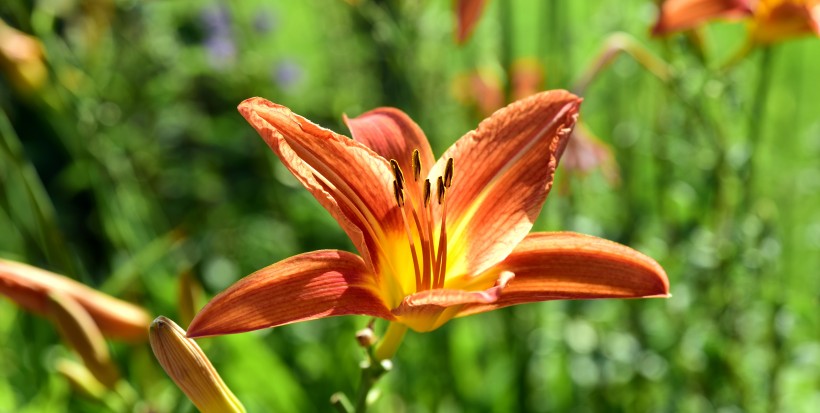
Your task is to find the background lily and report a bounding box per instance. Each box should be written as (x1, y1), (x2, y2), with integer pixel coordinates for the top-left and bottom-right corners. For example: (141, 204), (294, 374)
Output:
(652, 0), (753, 35)
(653, 0), (820, 44)
(0, 258), (151, 341)
(187, 90), (669, 357)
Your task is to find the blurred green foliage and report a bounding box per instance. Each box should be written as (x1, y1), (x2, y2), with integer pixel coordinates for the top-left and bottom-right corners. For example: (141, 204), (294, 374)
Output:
(1, 0), (819, 412)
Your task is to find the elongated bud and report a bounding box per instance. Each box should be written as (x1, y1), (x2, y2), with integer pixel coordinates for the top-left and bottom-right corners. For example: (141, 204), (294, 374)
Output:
(150, 316), (246, 413)
(47, 292), (120, 388)
(0, 259), (151, 341)
(55, 358), (107, 400)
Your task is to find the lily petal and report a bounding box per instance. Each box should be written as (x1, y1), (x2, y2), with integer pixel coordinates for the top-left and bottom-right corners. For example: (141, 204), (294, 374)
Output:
(652, 0), (753, 35)
(239, 98), (402, 274)
(431, 90), (581, 276)
(751, 0), (820, 43)
(0, 259), (150, 341)
(455, 0), (489, 44)
(456, 232), (670, 317)
(392, 271), (513, 332)
(344, 108), (436, 181)
(187, 250), (393, 338)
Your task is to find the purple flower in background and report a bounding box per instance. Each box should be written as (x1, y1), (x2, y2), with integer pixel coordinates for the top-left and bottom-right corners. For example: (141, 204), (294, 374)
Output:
(273, 59), (303, 92)
(252, 8), (278, 34)
(200, 4), (235, 70)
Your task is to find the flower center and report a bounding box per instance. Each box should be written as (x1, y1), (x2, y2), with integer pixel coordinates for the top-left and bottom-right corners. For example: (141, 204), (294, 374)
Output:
(390, 150), (454, 292)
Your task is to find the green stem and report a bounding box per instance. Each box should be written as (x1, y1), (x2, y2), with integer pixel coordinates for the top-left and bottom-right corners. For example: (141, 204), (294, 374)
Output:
(572, 33), (671, 96)
(740, 46), (774, 211)
(353, 357), (390, 413)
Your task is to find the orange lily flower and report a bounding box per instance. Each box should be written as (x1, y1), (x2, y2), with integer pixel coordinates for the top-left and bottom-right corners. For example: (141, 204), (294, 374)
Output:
(653, 0), (820, 43)
(187, 91), (669, 353)
(652, 0), (753, 35)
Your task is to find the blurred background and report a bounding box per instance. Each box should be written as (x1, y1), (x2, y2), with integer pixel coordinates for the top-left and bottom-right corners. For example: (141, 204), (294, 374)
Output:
(1, 0), (819, 412)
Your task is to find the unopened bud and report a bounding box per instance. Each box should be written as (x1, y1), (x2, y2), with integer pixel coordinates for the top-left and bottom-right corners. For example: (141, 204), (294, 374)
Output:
(355, 326), (377, 348)
(150, 316), (245, 413)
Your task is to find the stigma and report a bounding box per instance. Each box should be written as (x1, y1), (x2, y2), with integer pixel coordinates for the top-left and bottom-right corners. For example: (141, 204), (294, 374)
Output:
(390, 150), (454, 292)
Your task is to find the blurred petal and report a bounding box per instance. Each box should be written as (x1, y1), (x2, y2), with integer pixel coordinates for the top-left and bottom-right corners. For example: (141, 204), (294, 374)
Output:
(344, 107), (436, 181)
(457, 232), (670, 317)
(511, 58), (544, 101)
(187, 250), (392, 338)
(455, 0), (489, 44)
(751, 0), (820, 43)
(150, 317), (246, 413)
(429, 90), (581, 276)
(652, 0), (753, 35)
(239, 98), (404, 274)
(0, 20), (48, 94)
(562, 123), (619, 184)
(0, 259), (150, 341)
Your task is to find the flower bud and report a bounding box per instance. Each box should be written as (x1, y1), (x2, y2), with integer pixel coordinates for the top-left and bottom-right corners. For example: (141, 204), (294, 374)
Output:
(149, 316), (245, 413)
(0, 19), (47, 94)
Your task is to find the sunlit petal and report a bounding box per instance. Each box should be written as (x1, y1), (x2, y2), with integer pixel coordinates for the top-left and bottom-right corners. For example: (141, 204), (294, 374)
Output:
(430, 90), (581, 276)
(456, 232), (669, 317)
(239, 98), (403, 273)
(187, 250), (393, 338)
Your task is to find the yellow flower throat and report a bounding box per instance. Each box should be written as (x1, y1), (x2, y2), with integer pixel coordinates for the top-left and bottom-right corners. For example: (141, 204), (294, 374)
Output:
(389, 150), (454, 293)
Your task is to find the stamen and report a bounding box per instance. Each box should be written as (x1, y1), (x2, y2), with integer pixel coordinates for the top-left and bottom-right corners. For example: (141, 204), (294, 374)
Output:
(443, 158), (454, 188)
(436, 177), (446, 205)
(392, 180), (404, 207)
(423, 179), (432, 207)
(390, 159), (404, 189)
(412, 149), (421, 182)
(389, 154), (454, 291)
(434, 177), (448, 288)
